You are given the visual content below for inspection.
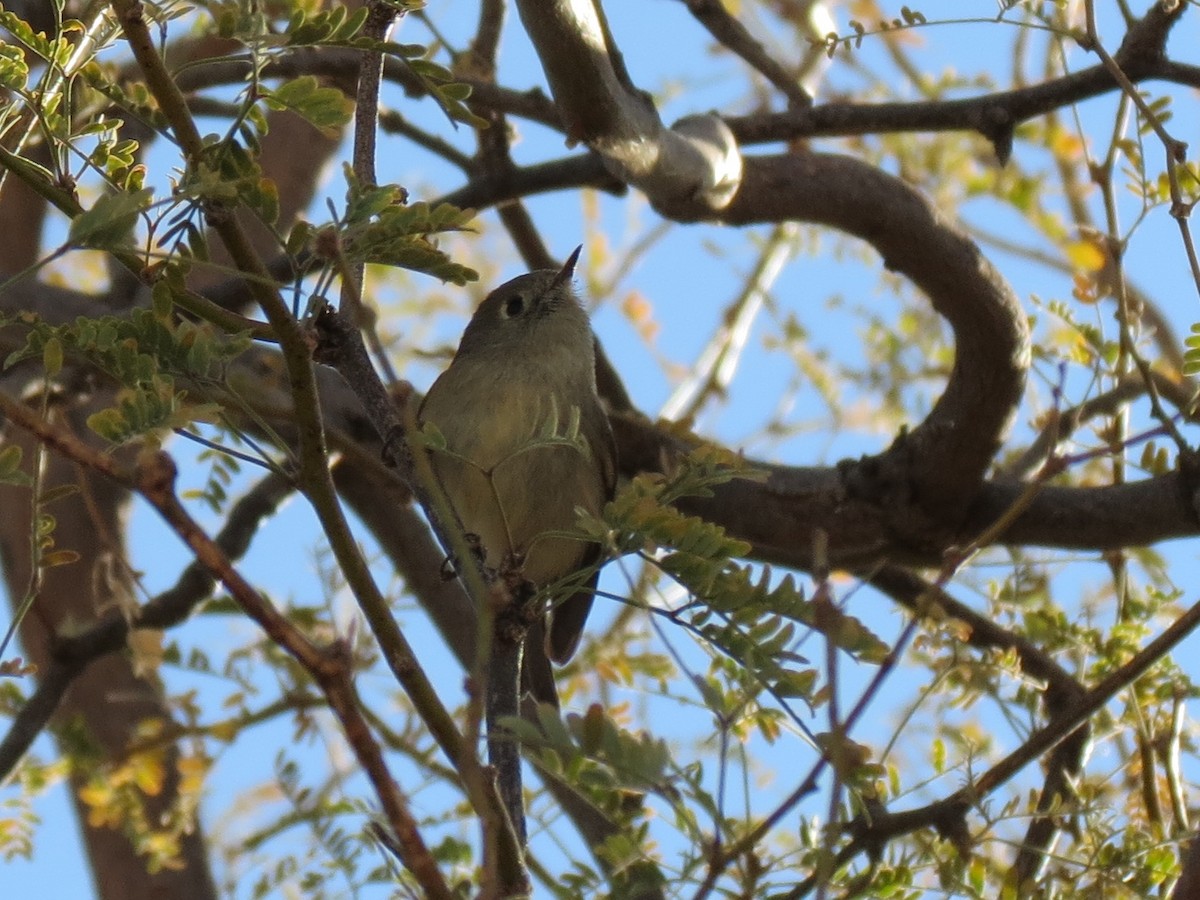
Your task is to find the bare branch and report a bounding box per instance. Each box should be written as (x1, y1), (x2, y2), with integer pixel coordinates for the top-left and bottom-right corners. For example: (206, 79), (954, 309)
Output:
(1173, 834), (1200, 900)
(678, 0), (811, 108)
(726, 0), (1191, 160)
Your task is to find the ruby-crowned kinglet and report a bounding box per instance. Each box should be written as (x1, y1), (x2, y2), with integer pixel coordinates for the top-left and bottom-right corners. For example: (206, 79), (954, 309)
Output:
(419, 247), (616, 702)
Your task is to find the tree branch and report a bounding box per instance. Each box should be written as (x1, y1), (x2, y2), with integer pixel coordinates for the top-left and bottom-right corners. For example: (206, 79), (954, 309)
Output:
(513, 0), (744, 213)
(867, 566), (1092, 888)
(0, 390), (454, 898)
(833, 572), (1200, 881)
(726, 0), (1191, 161)
(679, 0), (811, 108)
(0, 472), (293, 780)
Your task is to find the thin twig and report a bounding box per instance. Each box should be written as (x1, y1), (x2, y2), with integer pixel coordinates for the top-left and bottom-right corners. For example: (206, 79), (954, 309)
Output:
(1081, 0), (1200, 305)
(342, 0), (401, 386)
(679, 0), (811, 108)
(825, 583), (1200, 882)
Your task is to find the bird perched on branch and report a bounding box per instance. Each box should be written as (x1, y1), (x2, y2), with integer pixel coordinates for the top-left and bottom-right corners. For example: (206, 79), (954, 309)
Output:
(419, 247), (616, 705)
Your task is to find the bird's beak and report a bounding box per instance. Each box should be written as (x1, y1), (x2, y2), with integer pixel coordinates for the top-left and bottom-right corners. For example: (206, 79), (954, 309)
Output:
(551, 245), (583, 291)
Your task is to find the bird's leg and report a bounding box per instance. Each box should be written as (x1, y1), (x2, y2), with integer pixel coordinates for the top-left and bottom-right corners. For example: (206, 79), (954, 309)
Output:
(438, 532), (490, 581)
(496, 551), (542, 635)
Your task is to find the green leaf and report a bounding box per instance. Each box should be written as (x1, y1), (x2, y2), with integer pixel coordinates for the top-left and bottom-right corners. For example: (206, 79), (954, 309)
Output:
(263, 76), (353, 136)
(37, 483), (80, 506)
(0, 43), (29, 92)
(151, 281), (174, 319)
(42, 337), (63, 377)
(86, 407), (131, 442)
(68, 188), (153, 250)
(774, 667), (818, 699)
(285, 220), (314, 256)
(338, 172), (478, 283)
(0, 444), (31, 486)
(415, 421), (447, 451)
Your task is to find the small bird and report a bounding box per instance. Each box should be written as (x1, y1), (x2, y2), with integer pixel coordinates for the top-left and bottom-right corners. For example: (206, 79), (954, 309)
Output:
(418, 247), (616, 704)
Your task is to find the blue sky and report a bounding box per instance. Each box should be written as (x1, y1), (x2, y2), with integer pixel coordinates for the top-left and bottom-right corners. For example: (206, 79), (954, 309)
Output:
(5, 1), (1200, 896)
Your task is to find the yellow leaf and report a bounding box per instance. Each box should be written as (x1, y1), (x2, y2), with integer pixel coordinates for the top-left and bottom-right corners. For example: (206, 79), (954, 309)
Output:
(586, 230), (609, 271)
(581, 187), (599, 224)
(131, 751), (167, 796)
(142, 831), (185, 871)
(78, 781), (112, 808)
(1065, 239), (1106, 272)
(78, 780), (121, 828)
(608, 700), (633, 727)
(177, 754), (211, 793)
(1049, 127), (1084, 161)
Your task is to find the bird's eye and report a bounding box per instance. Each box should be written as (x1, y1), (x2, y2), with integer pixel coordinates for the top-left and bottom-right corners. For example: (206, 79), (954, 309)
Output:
(503, 294), (526, 318)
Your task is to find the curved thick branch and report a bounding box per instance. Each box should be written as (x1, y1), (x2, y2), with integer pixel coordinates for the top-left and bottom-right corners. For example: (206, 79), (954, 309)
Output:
(613, 413), (1200, 571)
(610, 149), (1028, 541)
(9, 274), (1196, 572)
(451, 150), (1032, 549)
(443, 149), (1031, 546)
(728, 154), (1029, 523)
